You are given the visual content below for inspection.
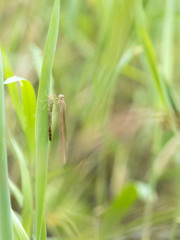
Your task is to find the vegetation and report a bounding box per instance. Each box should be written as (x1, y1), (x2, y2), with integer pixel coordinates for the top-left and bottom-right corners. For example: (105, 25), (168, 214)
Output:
(0, 0), (180, 239)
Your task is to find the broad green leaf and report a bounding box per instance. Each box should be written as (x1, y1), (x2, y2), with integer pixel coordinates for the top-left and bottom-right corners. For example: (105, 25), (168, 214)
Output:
(4, 76), (36, 163)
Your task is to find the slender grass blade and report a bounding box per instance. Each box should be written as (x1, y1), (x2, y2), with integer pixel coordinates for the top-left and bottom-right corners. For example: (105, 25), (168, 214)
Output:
(0, 47), (13, 239)
(35, 0), (60, 239)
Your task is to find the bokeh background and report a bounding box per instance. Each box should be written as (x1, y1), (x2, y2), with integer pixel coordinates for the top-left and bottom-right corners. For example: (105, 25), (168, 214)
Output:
(1, 0), (180, 239)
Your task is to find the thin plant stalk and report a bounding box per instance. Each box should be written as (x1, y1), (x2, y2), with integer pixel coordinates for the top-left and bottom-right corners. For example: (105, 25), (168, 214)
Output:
(0, 47), (13, 239)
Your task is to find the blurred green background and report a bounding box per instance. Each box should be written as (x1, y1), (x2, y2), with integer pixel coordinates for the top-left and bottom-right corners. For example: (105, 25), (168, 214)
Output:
(1, 0), (180, 239)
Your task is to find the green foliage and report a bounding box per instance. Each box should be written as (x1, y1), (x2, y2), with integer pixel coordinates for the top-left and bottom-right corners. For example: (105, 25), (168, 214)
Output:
(0, 0), (180, 239)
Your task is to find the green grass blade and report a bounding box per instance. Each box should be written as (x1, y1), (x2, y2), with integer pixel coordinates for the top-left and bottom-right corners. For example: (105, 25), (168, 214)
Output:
(10, 136), (33, 237)
(35, 0), (60, 239)
(12, 211), (29, 240)
(41, 216), (47, 240)
(161, 0), (174, 82)
(0, 47), (13, 239)
(135, 0), (174, 115)
(9, 178), (23, 208)
(21, 80), (36, 163)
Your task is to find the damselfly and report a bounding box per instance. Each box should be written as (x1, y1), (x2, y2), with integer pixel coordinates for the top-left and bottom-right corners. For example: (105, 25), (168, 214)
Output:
(40, 93), (55, 141)
(41, 93), (68, 163)
(54, 94), (68, 164)
(48, 93), (54, 141)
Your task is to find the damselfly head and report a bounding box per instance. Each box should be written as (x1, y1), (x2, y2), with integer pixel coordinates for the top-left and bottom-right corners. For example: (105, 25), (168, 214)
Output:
(48, 93), (54, 99)
(58, 94), (64, 100)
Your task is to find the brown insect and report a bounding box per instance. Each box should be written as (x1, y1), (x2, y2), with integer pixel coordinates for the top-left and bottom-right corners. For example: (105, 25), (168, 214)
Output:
(48, 93), (54, 141)
(54, 94), (68, 164)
